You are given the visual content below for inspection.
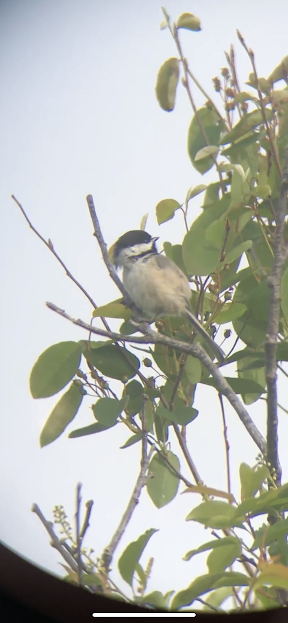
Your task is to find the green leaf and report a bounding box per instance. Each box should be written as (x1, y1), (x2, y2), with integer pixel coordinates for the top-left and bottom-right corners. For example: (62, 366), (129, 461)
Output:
(277, 342), (288, 361)
(154, 410), (168, 443)
(135, 562), (146, 588)
(160, 19), (168, 31)
(141, 592), (166, 609)
(230, 165), (251, 203)
(220, 108), (274, 144)
(187, 108), (225, 174)
(82, 342), (140, 382)
(268, 55), (288, 84)
(253, 564), (288, 593)
(156, 199), (181, 225)
(240, 463), (253, 500)
(252, 518), (288, 550)
(92, 301), (131, 320)
(235, 484), (288, 518)
(281, 265), (288, 323)
(237, 353), (266, 405)
(163, 242), (187, 275)
(224, 240), (253, 265)
(118, 528), (158, 586)
(120, 320), (138, 335)
(171, 572), (249, 610)
(233, 275), (270, 347)
(201, 587), (234, 612)
(186, 184), (207, 200)
(203, 376), (265, 396)
(156, 405), (198, 426)
(152, 343), (178, 378)
(40, 382), (84, 447)
(214, 303), (247, 324)
(82, 573), (103, 587)
(205, 216), (227, 251)
(123, 380), (144, 417)
(207, 540), (242, 574)
(69, 421), (116, 438)
(140, 213), (149, 231)
(182, 194), (231, 276)
(176, 12), (201, 32)
(251, 184), (271, 200)
(30, 342), (82, 399)
(186, 500), (243, 529)
(184, 356), (202, 384)
(147, 452), (180, 508)
(256, 586), (283, 610)
(224, 348), (265, 365)
(194, 145), (219, 161)
(155, 58), (179, 112)
(183, 536), (241, 561)
(120, 433), (142, 449)
(92, 396), (129, 427)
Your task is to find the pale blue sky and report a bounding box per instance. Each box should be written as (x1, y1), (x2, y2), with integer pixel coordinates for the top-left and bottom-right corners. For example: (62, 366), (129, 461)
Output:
(1, 0), (288, 602)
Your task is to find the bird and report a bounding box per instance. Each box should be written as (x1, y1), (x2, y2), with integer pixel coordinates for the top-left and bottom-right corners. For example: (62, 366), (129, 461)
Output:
(111, 230), (225, 364)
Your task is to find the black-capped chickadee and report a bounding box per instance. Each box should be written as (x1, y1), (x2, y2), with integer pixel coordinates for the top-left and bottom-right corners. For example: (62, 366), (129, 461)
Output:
(112, 230), (225, 364)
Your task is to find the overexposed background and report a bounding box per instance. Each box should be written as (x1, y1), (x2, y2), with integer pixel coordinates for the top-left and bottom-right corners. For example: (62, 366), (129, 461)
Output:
(1, 0), (288, 599)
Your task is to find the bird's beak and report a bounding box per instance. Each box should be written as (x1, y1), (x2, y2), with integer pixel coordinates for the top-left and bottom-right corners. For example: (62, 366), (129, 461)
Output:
(152, 237), (159, 243)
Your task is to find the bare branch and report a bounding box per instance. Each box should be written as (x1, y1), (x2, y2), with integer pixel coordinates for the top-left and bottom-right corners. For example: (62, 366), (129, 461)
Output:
(80, 499), (94, 541)
(101, 395), (151, 571)
(265, 148), (288, 485)
(46, 300), (266, 454)
(172, 423), (203, 485)
(218, 393), (231, 496)
(11, 194), (113, 333)
(86, 194), (129, 302)
(75, 483), (82, 586)
(170, 26), (225, 193)
(11, 195), (97, 309)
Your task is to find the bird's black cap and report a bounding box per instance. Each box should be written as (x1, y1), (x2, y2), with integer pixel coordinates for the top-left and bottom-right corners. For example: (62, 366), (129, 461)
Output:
(114, 230), (152, 252)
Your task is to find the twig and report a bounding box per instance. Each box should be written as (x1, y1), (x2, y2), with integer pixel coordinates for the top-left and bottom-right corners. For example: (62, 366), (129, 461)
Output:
(46, 301), (266, 454)
(186, 66), (225, 124)
(80, 499), (94, 540)
(31, 503), (79, 573)
(265, 148), (288, 485)
(101, 395), (151, 571)
(170, 26), (225, 193)
(236, 31), (282, 178)
(86, 194), (129, 302)
(11, 194), (149, 392)
(172, 424), (203, 485)
(218, 393), (231, 497)
(75, 483), (82, 585)
(224, 46), (243, 120)
(11, 194), (113, 333)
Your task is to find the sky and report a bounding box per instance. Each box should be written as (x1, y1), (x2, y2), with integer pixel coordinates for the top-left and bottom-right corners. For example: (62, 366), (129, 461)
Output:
(1, 0), (288, 607)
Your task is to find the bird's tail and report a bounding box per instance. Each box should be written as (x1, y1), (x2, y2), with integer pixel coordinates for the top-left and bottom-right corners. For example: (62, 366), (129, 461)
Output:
(185, 310), (225, 364)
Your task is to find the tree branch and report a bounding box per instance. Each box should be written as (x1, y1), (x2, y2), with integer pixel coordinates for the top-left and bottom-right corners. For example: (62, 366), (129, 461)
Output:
(265, 147), (288, 485)
(101, 395), (151, 571)
(86, 194), (129, 302)
(11, 194), (113, 333)
(31, 503), (79, 573)
(218, 393), (231, 497)
(46, 300), (266, 454)
(172, 423), (203, 485)
(75, 482), (82, 586)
